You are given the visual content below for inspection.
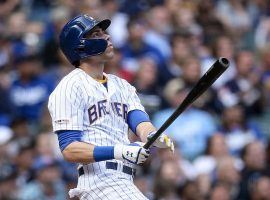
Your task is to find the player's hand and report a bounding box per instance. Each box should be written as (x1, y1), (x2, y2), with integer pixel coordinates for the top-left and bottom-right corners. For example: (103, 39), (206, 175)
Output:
(114, 142), (150, 165)
(147, 132), (174, 152)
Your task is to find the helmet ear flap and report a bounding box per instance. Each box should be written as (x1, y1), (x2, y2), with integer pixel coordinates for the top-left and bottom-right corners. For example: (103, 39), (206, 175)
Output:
(78, 39), (108, 59)
(76, 41), (85, 52)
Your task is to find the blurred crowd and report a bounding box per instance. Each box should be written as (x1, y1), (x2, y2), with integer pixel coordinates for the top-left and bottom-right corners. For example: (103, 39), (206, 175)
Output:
(1, 0), (270, 199)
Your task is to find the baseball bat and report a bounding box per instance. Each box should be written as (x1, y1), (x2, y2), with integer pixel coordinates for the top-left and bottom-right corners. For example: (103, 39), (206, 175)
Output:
(144, 57), (230, 149)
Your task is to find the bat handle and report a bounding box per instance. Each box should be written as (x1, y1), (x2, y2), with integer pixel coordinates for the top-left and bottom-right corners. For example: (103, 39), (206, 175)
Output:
(143, 129), (163, 149)
(144, 140), (152, 149)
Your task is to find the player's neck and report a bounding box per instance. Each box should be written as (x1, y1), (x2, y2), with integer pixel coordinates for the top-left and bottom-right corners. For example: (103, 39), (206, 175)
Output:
(80, 61), (105, 79)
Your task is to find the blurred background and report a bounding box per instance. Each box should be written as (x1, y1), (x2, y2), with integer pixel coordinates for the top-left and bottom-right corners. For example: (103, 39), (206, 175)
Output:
(1, 0), (270, 199)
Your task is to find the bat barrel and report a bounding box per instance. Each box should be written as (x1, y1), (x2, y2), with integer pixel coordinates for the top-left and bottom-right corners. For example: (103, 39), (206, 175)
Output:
(219, 57), (230, 68)
(143, 57), (230, 149)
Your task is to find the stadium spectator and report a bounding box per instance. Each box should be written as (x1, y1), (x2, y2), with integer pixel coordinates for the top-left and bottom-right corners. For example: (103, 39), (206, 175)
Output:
(213, 156), (240, 199)
(165, 32), (193, 81)
(209, 183), (231, 200)
(9, 54), (55, 124)
(218, 104), (265, 156)
(120, 17), (165, 75)
(19, 158), (67, 200)
(132, 56), (163, 116)
(144, 6), (172, 60)
(237, 141), (269, 200)
(180, 56), (222, 114)
(153, 78), (217, 160)
(201, 35), (236, 89)
(193, 133), (230, 176)
(218, 50), (263, 115)
(250, 176), (270, 200)
(153, 158), (185, 200)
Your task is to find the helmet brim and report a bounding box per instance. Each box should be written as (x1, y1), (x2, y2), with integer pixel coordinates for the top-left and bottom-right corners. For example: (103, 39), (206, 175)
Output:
(83, 19), (111, 36)
(96, 19), (111, 31)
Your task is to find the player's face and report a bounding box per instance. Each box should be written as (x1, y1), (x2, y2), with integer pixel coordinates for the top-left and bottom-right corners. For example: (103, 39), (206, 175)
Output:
(85, 27), (114, 61)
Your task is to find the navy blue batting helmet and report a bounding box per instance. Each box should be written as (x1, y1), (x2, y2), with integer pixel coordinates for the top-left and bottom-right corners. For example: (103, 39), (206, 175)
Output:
(59, 14), (111, 66)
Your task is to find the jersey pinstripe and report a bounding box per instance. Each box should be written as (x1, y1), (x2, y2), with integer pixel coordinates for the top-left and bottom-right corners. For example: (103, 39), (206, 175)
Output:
(48, 68), (148, 200)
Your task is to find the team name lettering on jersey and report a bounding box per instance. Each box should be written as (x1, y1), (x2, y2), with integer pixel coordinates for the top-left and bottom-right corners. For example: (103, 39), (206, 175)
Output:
(88, 99), (128, 124)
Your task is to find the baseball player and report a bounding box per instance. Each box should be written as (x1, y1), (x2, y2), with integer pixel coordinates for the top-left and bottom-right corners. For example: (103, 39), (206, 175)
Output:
(48, 14), (174, 200)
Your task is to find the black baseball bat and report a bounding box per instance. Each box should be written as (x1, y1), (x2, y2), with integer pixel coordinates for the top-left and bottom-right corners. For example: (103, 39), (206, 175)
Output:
(144, 57), (230, 149)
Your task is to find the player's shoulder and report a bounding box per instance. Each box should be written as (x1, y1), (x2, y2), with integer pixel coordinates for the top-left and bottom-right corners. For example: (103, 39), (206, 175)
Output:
(57, 68), (82, 87)
(107, 73), (132, 87)
(60, 68), (84, 85)
(49, 69), (83, 96)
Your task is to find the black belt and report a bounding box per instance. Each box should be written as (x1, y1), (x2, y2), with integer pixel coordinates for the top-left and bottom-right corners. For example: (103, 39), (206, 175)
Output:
(78, 161), (136, 176)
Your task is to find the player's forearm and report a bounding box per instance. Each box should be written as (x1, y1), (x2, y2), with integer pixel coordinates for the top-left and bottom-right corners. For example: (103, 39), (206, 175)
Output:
(62, 141), (95, 164)
(136, 122), (156, 143)
(62, 141), (149, 165)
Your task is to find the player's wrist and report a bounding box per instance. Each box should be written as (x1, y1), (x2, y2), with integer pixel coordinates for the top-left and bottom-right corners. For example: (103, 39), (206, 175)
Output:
(93, 146), (115, 162)
(114, 144), (124, 160)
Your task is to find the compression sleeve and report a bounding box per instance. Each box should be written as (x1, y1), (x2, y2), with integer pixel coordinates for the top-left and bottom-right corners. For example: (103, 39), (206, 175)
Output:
(57, 130), (115, 162)
(127, 109), (150, 134)
(56, 130), (83, 151)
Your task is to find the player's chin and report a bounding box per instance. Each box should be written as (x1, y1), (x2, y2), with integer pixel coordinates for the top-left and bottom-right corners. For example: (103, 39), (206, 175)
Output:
(103, 49), (114, 60)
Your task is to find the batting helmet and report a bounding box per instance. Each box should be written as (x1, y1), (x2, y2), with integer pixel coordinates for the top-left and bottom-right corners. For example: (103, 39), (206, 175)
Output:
(59, 14), (111, 66)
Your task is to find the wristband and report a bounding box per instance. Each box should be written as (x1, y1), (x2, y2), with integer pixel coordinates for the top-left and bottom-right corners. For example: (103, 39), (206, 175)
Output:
(93, 146), (114, 162)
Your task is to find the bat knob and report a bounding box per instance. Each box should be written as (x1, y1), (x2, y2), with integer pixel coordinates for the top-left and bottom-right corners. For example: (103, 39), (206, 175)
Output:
(219, 57), (230, 68)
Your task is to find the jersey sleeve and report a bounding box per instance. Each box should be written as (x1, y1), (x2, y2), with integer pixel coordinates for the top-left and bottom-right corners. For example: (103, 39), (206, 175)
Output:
(126, 83), (145, 113)
(48, 80), (85, 131)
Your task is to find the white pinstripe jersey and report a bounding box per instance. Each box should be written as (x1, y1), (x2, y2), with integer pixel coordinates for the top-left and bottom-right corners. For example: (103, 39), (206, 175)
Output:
(48, 68), (148, 199)
(48, 68), (145, 145)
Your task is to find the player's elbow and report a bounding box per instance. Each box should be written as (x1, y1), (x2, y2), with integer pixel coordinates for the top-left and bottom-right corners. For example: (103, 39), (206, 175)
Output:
(62, 146), (76, 162)
(61, 142), (94, 164)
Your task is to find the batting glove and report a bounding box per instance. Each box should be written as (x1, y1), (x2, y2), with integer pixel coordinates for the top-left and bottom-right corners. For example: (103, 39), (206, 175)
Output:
(147, 131), (174, 152)
(114, 142), (150, 165)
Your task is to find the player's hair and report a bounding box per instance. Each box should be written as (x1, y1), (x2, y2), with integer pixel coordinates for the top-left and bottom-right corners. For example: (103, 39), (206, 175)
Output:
(73, 61), (80, 67)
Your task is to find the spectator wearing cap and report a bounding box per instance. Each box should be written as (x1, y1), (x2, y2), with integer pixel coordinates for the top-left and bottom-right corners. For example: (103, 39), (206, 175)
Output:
(9, 54), (55, 125)
(153, 78), (217, 160)
(120, 17), (166, 77)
